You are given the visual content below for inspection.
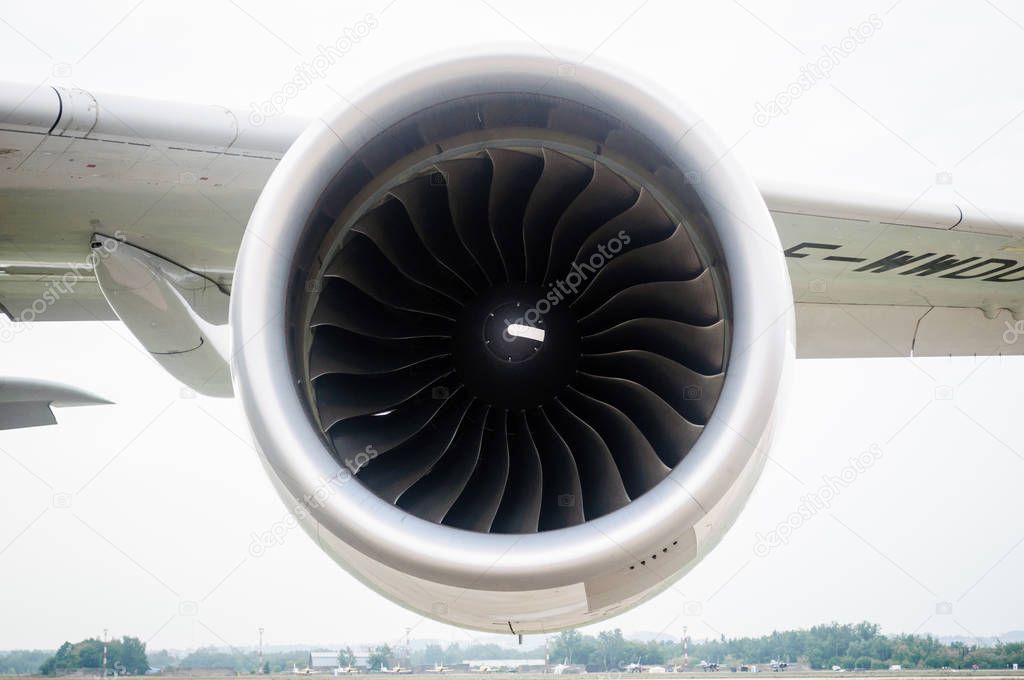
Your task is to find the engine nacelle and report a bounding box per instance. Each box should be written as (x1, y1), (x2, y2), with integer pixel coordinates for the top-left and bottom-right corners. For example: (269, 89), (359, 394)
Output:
(231, 50), (793, 633)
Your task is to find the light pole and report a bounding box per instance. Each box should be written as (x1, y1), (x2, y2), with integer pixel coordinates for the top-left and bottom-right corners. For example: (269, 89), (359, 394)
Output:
(683, 626), (689, 669)
(102, 629), (108, 679)
(258, 628), (264, 674)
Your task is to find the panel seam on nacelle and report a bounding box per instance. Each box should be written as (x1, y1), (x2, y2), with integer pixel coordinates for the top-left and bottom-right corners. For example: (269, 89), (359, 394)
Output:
(909, 306), (934, 356)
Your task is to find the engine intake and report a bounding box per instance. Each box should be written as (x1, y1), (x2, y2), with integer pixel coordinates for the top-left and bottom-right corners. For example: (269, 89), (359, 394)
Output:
(232, 51), (792, 632)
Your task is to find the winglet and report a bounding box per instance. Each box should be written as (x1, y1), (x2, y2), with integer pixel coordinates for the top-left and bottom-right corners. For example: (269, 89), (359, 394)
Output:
(0, 377), (111, 430)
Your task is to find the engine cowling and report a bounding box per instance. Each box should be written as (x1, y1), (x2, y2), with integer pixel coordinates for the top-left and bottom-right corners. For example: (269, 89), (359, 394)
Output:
(231, 50), (793, 633)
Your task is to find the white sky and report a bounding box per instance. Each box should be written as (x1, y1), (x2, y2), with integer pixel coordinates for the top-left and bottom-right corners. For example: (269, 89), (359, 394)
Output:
(2, 0), (1024, 654)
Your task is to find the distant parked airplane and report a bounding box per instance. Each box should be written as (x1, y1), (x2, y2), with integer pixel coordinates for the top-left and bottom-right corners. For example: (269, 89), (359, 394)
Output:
(332, 666), (358, 675)
(380, 664), (412, 675)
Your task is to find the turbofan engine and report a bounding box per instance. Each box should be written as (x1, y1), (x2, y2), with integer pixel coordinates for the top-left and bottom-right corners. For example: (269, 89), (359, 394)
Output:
(231, 51), (793, 633)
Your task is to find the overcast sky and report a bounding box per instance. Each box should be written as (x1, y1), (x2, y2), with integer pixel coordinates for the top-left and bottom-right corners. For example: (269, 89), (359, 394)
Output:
(2, 0), (1024, 654)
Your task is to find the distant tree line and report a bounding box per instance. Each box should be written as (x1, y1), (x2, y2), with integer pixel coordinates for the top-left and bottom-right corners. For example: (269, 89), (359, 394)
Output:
(37, 637), (148, 676)
(689, 622), (1024, 670)
(409, 641), (544, 667)
(390, 631), (685, 670)
(12, 622), (1024, 675)
(513, 623), (1024, 672)
(164, 648), (308, 673)
(0, 650), (52, 676)
(547, 629), (679, 670)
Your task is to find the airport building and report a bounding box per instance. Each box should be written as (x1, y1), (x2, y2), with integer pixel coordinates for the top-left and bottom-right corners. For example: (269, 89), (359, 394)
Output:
(309, 652), (338, 669)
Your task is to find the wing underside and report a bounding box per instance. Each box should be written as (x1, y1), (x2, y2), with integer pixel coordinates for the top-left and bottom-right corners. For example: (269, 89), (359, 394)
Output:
(766, 181), (1024, 358)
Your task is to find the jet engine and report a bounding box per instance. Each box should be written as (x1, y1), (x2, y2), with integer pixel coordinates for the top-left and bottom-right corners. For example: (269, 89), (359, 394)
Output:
(231, 51), (793, 633)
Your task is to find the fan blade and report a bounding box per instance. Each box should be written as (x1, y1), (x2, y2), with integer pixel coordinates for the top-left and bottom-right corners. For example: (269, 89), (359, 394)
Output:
(574, 372), (703, 467)
(325, 233), (461, 320)
(572, 225), (706, 315)
(581, 318), (726, 375)
(527, 408), (585, 530)
(311, 279), (453, 340)
(542, 161), (638, 284)
(522, 149), (593, 282)
(576, 273), (718, 335)
(580, 350), (723, 425)
(328, 383), (462, 458)
(559, 386), (670, 498)
(443, 409), (511, 531)
(351, 198), (471, 303)
(486, 148), (545, 281)
(356, 392), (474, 502)
(435, 158), (506, 283)
(309, 326), (450, 378)
(314, 359), (454, 428)
(389, 174), (489, 291)
(397, 403), (491, 522)
(569, 189), (686, 290)
(490, 410), (544, 533)
(546, 399), (631, 518)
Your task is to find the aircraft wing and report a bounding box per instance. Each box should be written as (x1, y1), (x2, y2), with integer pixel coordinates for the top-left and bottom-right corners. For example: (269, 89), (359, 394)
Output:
(764, 179), (1024, 358)
(2, 79), (1023, 369)
(0, 377), (110, 429)
(0, 81), (302, 324)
